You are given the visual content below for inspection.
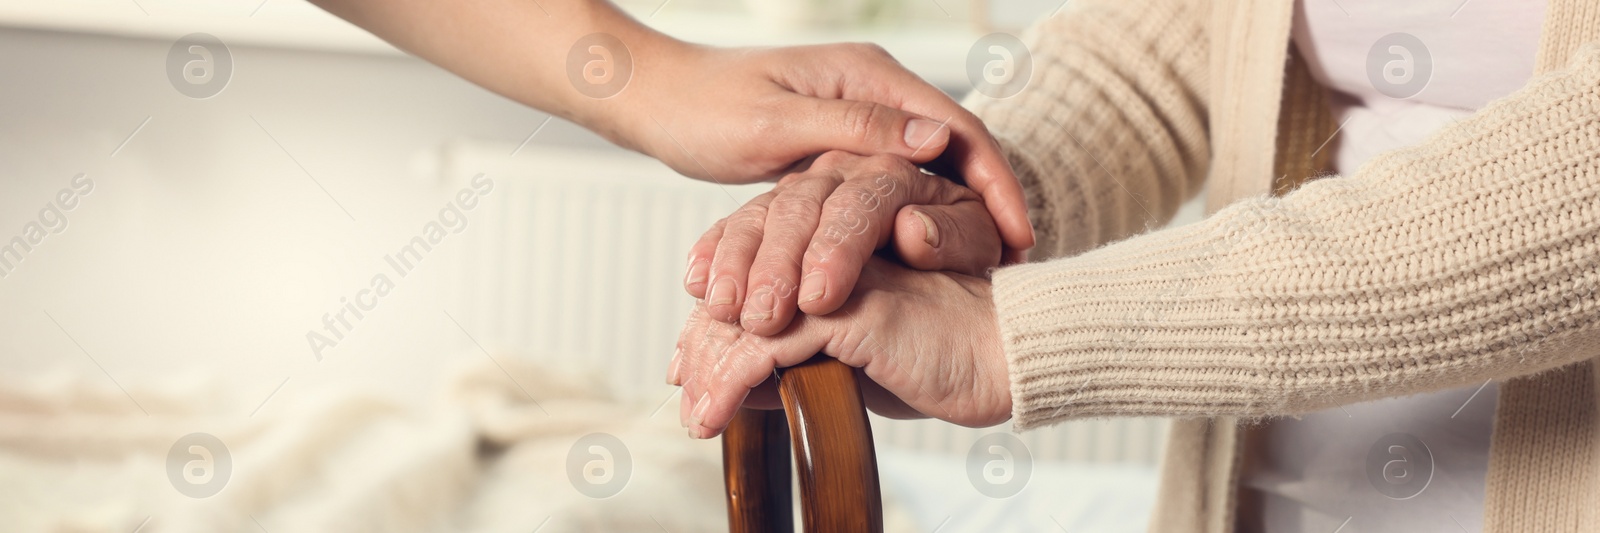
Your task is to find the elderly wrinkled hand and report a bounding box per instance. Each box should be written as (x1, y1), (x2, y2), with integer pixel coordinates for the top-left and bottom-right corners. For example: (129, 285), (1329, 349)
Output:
(671, 257), (1012, 439)
(682, 151), (1005, 335)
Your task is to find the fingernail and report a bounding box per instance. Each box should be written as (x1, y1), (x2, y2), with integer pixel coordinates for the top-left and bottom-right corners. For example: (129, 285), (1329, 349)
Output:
(904, 118), (945, 150)
(685, 260), (708, 288)
(667, 348), (682, 385)
(689, 391), (711, 427)
(910, 209), (940, 248)
(708, 277), (735, 306)
(679, 390), (691, 427)
(742, 288), (775, 323)
(800, 270), (827, 303)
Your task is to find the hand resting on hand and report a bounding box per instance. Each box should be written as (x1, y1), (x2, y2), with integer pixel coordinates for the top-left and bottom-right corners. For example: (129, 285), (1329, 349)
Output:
(682, 151), (1004, 335)
(669, 151), (1014, 439)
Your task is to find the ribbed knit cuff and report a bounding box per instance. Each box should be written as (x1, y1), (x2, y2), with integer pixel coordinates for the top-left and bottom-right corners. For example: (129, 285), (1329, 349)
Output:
(993, 207), (1274, 430)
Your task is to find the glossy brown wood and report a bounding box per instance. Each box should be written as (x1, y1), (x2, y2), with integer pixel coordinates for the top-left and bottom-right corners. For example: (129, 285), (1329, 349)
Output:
(722, 407), (793, 533)
(722, 355), (883, 532)
(779, 356), (883, 532)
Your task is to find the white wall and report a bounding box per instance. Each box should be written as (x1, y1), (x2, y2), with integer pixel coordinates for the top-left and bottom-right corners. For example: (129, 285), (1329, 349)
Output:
(0, 25), (619, 411)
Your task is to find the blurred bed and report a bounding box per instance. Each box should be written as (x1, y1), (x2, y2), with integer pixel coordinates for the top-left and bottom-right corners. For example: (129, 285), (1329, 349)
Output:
(0, 353), (1157, 533)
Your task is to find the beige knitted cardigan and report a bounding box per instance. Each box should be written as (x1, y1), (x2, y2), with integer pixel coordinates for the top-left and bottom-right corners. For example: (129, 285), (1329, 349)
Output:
(965, 0), (1600, 531)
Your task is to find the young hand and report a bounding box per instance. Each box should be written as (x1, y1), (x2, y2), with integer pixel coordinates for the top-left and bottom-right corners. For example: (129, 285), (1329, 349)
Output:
(627, 43), (1033, 254)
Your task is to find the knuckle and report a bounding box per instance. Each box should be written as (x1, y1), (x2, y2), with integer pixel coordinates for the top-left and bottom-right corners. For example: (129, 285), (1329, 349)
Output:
(716, 232), (762, 258)
(767, 193), (823, 224)
(945, 180), (982, 202)
(722, 333), (772, 373)
(809, 225), (850, 258)
(811, 154), (853, 175)
(812, 149), (851, 166)
(831, 180), (891, 216)
(814, 212), (872, 253)
(747, 105), (781, 141)
(704, 320), (744, 348)
(860, 154), (913, 178)
(775, 168), (811, 187)
(771, 209), (820, 238)
(841, 101), (887, 143)
(725, 201), (770, 230)
(692, 226), (725, 254)
(846, 42), (892, 61)
(715, 233), (762, 264)
(722, 332), (757, 360)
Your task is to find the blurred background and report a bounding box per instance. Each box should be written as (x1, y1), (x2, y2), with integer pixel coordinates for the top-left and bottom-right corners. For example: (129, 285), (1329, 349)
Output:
(0, 0), (1198, 531)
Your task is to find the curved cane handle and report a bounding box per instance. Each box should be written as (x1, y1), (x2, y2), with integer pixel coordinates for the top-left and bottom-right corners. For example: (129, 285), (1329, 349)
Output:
(722, 355), (883, 533)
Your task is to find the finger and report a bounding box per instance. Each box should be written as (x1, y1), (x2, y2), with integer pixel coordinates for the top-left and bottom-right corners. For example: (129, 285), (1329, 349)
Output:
(674, 305), (717, 426)
(797, 157), (934, 315)
(682, 306), (744, 430)
(822, 59), (1035, 252)
(779, 96), (951, 164)
(892, 202), (1002, 277)
(706, 192), (777, 323)
(678, 388), (692, 428)
(1002, 246), (1029, 265)
(936, 121), (1036, 252)
(777, 44), (966, 166)
(841, 65), (1035, 252)
(667, 346), (683, 386)
(684, 219), (726, 299)
(670, 304), (718, 387)
(772, 43), (1034, 252)
(672, 304), (708, 371)
(741, 173), (843, 336)
(685, 317), (836, 440)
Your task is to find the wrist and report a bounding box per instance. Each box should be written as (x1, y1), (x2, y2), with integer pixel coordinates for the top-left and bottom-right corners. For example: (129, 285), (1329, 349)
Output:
(980, 286), (1014, 425)
(567, 27), (701, 154)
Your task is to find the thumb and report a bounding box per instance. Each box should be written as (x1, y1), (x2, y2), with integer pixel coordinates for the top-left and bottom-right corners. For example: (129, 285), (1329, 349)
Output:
(787, 97), (951, 163)
(892, 203), (1002, 277)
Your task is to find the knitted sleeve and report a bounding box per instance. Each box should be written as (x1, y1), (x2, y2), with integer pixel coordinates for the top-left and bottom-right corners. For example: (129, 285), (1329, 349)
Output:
(995, 43), (1600, 430)
(962, 0), (1212, 261)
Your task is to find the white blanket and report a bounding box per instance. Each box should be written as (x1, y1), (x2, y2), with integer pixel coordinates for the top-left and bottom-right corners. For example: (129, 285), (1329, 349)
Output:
(0, 357), (746, 533)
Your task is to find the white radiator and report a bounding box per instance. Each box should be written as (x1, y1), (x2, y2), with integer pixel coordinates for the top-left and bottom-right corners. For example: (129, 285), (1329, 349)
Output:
(442, 143), (1168, 465)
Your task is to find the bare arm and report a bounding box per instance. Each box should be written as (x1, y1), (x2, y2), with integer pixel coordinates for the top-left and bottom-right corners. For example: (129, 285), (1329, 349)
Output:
(308, 0), (666, 143)
(309, 0), (1035, 255)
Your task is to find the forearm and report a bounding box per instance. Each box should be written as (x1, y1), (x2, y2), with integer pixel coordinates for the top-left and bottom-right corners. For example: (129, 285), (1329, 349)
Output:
(996, 43), (1600, 430)
(310, 0), (689, 145)
(965, 0), (1211, 260)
